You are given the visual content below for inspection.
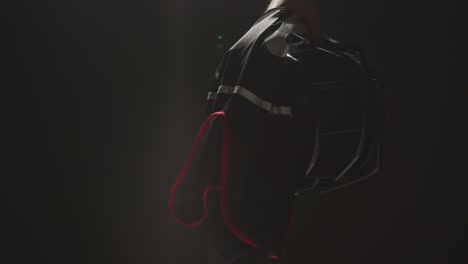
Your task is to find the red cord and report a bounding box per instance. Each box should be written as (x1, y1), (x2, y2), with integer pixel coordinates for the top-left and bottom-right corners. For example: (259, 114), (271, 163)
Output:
(168, 111), (293, 259)
(168, 112), (222, 226)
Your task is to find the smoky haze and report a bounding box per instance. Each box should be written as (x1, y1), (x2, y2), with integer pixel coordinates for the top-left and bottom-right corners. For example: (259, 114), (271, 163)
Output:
(6, 0), (465, 263)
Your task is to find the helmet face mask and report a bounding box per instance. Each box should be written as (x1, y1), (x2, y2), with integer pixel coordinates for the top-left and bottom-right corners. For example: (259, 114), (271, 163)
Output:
(288, 35), (390, 194)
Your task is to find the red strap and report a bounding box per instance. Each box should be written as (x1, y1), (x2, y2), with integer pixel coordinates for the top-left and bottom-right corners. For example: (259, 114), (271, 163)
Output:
(168, 111), (222, 226)
(168, 111), (292, 259)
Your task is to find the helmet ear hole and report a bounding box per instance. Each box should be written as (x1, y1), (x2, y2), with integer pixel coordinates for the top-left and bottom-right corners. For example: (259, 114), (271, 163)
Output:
(264, 14), (309, 57)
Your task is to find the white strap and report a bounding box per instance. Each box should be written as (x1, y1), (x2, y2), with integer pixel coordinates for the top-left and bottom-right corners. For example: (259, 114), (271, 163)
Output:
(207, 86), (292, 117)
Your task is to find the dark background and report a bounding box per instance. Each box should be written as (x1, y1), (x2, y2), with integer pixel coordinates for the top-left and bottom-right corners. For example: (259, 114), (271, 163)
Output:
(6, 0), (466, 263)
